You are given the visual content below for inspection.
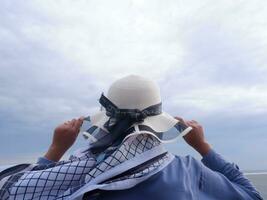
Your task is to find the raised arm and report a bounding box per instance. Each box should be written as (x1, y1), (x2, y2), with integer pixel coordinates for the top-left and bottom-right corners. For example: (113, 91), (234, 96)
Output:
(175, 117), (263, 200)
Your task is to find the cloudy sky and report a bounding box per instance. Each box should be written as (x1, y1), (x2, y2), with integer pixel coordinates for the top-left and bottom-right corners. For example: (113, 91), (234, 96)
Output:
(0, 0), (267, 170)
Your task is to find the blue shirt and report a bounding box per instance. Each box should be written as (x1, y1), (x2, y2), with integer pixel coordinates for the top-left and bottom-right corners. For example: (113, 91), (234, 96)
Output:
(38, 149), (263, 200)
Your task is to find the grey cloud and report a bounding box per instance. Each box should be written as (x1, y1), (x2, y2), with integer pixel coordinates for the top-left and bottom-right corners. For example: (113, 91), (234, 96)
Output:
(0, 2), (104, 135)
(0, 0), (267, 170)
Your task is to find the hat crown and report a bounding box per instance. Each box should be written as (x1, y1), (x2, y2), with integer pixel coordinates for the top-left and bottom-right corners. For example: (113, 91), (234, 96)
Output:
(107, 75), (161, 110)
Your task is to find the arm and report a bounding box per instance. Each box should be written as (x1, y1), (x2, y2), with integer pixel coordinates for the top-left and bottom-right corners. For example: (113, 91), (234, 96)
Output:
(0, 117), (84, 199)
(201, 149), (262, 199)
(175, 117), (263, 200)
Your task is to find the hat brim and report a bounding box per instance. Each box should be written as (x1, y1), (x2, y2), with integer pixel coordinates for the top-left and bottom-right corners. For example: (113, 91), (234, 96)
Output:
(90, 110), (191, 136)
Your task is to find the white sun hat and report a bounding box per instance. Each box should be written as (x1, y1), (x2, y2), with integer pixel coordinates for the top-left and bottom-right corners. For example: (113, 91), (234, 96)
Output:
(82, 75), (192, 148)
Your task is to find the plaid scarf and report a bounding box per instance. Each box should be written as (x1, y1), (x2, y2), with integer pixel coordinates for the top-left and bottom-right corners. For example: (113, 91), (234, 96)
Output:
(0, 134), (169, 200)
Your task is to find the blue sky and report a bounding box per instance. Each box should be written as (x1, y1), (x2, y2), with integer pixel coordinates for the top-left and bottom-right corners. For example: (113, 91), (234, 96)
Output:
(0, 0), (267, 170)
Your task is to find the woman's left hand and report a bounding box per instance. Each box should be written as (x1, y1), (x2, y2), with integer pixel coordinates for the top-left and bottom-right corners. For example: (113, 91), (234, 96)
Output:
(44, 117), (84, 162)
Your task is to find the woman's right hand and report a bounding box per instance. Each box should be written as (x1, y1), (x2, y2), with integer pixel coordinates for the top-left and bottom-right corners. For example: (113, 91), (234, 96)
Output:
(175, 117), (211, 156)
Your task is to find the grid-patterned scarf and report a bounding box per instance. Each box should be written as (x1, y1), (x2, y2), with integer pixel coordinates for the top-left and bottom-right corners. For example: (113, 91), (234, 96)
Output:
(0, 134), (169, 200)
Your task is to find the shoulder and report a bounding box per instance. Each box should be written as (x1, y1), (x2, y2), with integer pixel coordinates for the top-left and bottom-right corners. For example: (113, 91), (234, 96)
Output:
(156, 154), (203, 183)
(146, 154), (204, 195)
(168, 154), (203, 181)
(173, 154), (203, 170)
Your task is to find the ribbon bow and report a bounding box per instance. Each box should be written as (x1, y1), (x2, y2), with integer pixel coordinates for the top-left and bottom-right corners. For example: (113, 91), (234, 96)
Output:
(99, 94), (161, 131)
(90, 93), (162, 153)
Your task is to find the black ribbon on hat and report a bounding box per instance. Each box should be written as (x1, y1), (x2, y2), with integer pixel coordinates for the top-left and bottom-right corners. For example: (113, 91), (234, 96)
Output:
(90, 93), (162, 153)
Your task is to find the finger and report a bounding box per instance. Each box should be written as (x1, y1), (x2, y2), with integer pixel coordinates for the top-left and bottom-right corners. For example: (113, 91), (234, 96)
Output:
(186, 121), (193, 126)
(70, 119), (76, 127)
(190, 120), (202, 127)
(78, 117), (84, 126)
(64, 120), (71, 124)
(188, 120), (196, 125)
(73, 118), (83, 131)
(175, 116), (186, 124)
(72, 118), (83, 136)
(186, 121), (197, 128)
(79, 116), (85, 121)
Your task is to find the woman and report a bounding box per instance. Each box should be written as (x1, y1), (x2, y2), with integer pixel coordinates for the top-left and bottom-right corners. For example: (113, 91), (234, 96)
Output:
(0, 75), (263, 199)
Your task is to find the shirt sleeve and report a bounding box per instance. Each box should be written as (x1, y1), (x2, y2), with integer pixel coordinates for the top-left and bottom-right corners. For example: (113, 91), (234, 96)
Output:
(37, 157), (55, 165)
(200, 149), (263, 200)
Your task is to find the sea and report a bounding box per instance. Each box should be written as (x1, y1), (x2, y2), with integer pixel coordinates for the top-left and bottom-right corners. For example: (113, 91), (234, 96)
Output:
(245, 172), (267, 199)
(0, 166), (266, 199)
